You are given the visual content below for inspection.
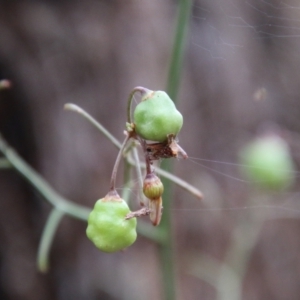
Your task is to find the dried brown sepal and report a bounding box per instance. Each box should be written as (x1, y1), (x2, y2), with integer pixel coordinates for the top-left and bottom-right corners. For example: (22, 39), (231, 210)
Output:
(149, 196), (163, 226)
(145, 134), (188, 161)
(102, 190), (123, 202)
(169, 138), (188, 159)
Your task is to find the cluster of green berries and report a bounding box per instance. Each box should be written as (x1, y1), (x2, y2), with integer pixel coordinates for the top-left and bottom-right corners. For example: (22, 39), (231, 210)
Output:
(86, 88), (184, 252)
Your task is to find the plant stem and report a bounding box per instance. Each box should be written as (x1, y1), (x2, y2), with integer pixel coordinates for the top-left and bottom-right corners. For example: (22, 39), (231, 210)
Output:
(37, 208), (64, 273)
(126, 86), (151, 123)
(216, 198), (265, 300)
(166, 0), (193, 101)
(121, 159), (133, 203)
(0, 134), (90, 220)
(64, 103), (203, 199)
(128, 156), (203, 199)
(109, 135), (130, 191)
(132, 147), (147, 206)
(64, 103), (121, 149)
(160, 0), (193, 299)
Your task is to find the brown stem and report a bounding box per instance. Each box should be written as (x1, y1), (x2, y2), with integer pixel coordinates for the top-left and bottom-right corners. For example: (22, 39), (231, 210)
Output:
(127, 86), (152, 123)
(138, 137), (152, 174)
(125, 207), (151, 220)
(109, 134), (130, 191)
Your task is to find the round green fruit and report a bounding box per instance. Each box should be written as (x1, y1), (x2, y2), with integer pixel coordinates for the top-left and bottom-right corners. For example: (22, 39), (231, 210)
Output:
(86, 194), (137, 253)
(133, 90), (183, 142)
(239, 135), (295, 190)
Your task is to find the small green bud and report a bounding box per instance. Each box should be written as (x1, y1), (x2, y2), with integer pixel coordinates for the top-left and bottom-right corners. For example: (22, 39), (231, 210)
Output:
(143, 173), (164, 200)
(86, 191), (137, 253)
(133, 90), (183, 142)
(239, 135), (295, 190)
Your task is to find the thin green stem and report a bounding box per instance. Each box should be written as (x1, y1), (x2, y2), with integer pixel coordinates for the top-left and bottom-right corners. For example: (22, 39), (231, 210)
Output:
(109, 135), (130, 191)
(166, 0), (193, 102)
(126, 86), (151, 123)
(160, 0), (193, 299)
(0, 134), (90, 220)
(64, 103), (121, 149)
(188, 254), (225, 289)
(126, 155), (202, 199)
(37, 208), (64, 273)
(217, 198), (265, 300)
(121, 159), (133, 202)
(132, 147), (146, 206)
(139, 138), (152, 174)
(153, 165), (202, 199)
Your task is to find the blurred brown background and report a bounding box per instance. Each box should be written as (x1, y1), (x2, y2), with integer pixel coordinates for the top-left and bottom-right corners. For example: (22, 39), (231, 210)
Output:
(1, 0), (300, 299)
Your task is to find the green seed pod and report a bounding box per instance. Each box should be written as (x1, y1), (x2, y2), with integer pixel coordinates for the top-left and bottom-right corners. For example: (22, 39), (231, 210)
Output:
(133, 90), (183, 142)
(86, 192), (137, 253)
(143, 173), (164, 200)
(239, 135), (295, 190)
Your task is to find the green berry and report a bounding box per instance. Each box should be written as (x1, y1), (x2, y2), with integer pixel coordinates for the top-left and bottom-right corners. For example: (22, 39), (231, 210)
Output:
(133, 90), (183, 142)
(86, 192), (137, 253)
(239, 135), (295, 190)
